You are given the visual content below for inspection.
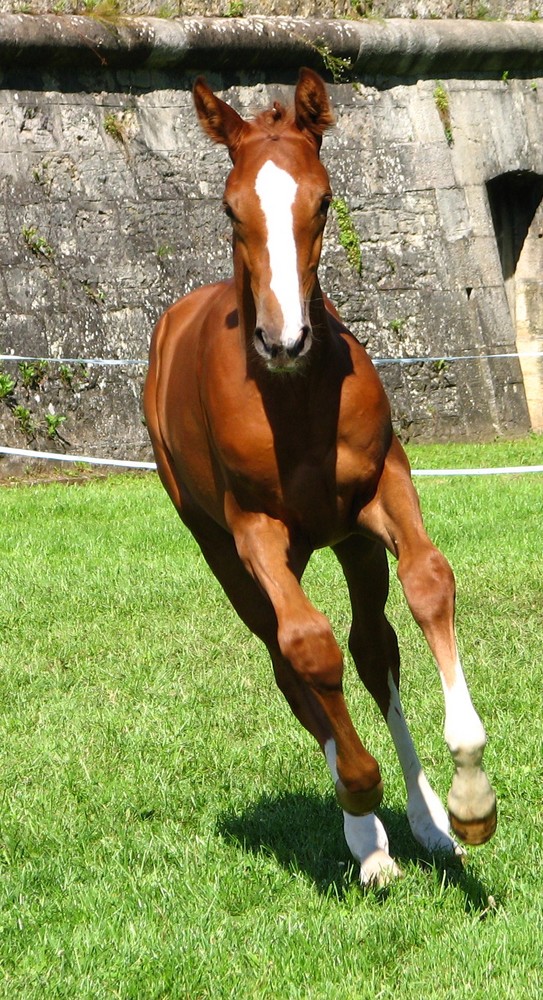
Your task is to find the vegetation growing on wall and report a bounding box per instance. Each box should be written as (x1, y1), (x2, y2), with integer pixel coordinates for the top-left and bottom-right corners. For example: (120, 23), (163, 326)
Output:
(332, 197), (363, 275)
(22, 225), (54, 260)
(313, 41), (355, 83)
(0, 360), (87, 447)
(433, 82), (453, 146)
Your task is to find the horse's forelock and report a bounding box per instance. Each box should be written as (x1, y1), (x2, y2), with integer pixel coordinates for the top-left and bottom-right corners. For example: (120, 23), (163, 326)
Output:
(252, 102), (295, 136)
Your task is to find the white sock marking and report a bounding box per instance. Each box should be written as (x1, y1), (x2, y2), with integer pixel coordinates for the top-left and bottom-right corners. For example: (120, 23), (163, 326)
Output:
(440, 660), (495, 826)
(386, 672), (462, 855)
(255, 160), (304, 348)
(441, 660), (486, 762)
(324, 738), (400, 884)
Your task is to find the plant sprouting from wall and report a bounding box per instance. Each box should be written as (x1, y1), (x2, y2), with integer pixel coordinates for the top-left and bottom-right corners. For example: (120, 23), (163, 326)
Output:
(18, 360), (49, 391)
(45, 413), (67, 439)
(83, 281), (106, 305)
(389, 317), (406, 333)
(57, 362), (90, 390)
(22, 226), (54, 259)
(349, 0), (374, 15)
(224, 0), (245, 15)
(313, 42), (354, 84)
(82, 0), (124, 20)
(0, 367), (16, 402)
(433, 82), (453, 146)
(13, 405), (35, 440)
(156, 244), (175, 260)
(332, 198), (363, 275)
(103, 112), (127, 143)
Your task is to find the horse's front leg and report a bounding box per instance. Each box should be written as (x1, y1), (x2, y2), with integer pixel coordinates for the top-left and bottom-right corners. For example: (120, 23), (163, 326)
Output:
(358, 440), (497, 847)
(227, 501), (400, 884)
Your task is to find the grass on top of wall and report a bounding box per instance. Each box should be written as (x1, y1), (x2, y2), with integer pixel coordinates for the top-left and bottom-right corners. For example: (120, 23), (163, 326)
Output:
(0, 436), (542, 999)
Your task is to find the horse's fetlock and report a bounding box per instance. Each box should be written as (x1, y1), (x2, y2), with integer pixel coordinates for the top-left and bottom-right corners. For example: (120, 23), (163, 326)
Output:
(449, 741), (486, 770)
(445, 705), (487, 764)
(336, 774), (384, 815)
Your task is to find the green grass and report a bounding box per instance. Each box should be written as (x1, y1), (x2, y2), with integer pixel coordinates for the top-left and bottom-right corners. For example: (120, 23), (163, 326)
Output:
(1, 437), (542, 998)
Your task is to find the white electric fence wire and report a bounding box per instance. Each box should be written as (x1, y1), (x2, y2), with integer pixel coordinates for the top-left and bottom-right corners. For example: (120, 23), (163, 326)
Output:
(0, 446), (156, 470)
(1, 351), (542, 476)
(0, 446), (542, 477)
(2, 350), (543, 367)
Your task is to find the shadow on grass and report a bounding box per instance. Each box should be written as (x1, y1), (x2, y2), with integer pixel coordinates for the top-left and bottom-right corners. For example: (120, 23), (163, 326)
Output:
(218, 792), (492, 910)
(378, 805), (494, 913)
(218, 791), (351, 898)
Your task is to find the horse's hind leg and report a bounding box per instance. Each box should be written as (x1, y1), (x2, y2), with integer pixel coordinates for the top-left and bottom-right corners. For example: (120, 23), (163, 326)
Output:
(358, 439), (497, 847)
(333, 535), (463, 857)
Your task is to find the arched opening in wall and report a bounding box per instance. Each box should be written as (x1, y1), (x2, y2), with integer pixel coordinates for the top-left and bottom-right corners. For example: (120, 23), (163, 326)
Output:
(486, 171), (543, 431)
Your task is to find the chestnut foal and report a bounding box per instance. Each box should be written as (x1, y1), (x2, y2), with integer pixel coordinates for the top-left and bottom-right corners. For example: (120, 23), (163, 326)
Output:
(144, 69), (497, 885)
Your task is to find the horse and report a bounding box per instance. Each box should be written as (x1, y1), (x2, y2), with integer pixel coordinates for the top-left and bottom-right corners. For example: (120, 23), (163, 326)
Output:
(144, 68), (497, 886)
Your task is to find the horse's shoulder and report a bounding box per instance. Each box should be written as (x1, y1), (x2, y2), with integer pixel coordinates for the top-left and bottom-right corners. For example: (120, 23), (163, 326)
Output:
(163, 279), (234, 321)
(321, 309), (391, 436)
(323, 306), (382, 382)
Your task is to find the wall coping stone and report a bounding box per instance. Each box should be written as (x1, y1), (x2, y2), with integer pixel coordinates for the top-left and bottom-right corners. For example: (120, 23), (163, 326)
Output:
(1, 14), (543, 76)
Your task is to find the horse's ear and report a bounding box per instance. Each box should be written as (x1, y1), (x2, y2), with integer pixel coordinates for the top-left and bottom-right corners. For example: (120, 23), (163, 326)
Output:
(193, 77), (248, 160)
(294, 68), (335, 148)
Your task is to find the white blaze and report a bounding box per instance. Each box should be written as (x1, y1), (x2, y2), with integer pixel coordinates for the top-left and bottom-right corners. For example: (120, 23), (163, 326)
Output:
(254, 160), (304, 347)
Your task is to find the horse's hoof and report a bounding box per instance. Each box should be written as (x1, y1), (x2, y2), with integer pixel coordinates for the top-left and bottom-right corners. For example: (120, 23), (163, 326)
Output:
(449, 797), (497, 846)
(360, 849), (402, 889)
(336, 778), (384, 816)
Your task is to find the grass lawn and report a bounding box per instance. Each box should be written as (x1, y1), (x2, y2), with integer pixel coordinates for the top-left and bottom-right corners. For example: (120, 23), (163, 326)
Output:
(0, 436), (542, 999)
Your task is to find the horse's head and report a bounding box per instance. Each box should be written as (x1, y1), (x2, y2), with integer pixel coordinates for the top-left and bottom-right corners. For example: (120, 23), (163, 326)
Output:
(193, 69), (335, 372)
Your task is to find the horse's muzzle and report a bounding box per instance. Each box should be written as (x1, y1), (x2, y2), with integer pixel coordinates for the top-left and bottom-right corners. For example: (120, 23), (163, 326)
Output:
(254, 325), (312, 369)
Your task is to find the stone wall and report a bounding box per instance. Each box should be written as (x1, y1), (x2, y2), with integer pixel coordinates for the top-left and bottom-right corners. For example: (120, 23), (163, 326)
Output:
(0, 2), (541, 20)
(1, 15), (542, 465)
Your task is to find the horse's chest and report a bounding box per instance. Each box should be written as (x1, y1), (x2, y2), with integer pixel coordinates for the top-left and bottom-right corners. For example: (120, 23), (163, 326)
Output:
(207, 375), (382, 541)
(222, 434), (372, 544)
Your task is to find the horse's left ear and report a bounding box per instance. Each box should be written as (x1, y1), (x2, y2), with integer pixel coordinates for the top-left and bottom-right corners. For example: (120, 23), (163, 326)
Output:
(294, 68), (335, 148)
(193, 77), (248, 160)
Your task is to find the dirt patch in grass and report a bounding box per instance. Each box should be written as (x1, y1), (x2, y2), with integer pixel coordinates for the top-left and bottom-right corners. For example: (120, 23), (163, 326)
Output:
(0, 459), (151, 487)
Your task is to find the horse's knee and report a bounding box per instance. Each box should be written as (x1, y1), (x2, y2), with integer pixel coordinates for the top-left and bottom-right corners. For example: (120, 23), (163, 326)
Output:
(278, 612), (343, 691)
(398, 545), (455, 630)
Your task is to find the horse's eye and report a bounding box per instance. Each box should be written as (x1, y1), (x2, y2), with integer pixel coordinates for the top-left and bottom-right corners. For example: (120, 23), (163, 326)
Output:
(320, 195), (332, 217)
(223, 202), (236, 221)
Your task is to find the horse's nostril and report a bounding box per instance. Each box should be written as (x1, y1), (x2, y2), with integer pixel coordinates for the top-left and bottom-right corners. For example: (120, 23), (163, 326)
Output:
(254, 327), (273, 357)
(287, 326), (311, 359)
(255, 326), (311, 363)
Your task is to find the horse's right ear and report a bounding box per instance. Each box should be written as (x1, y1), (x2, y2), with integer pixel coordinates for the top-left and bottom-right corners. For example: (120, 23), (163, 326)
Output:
(193, 78), (248, 160)
(294, 68), (335, 149)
